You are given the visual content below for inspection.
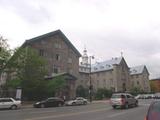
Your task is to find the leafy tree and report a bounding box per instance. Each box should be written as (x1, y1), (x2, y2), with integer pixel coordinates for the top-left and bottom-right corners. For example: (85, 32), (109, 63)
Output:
(0, 36), (11, 73)
(130, 86), (143, 96)
(46, 76), (66, 97)
(6, 47), (47, 100)
(95, 88), (112, 100)
(76, 85), (89, 98)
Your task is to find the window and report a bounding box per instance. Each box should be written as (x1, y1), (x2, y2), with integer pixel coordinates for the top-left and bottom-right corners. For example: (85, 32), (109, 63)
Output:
(68, 58), (72, 63)
(69, 69), (73, 74)
(1, 99), (13, 102)
(110, 79), (113, 85)
(53, 66), (59, 73)
(97, 80), (99, 86)
(39, 49), (45, 56)
(127, 95), (131, 98)
(56, 54), (60, 61)
(136, 75), (139, 78)
(54, 43), (61, 49)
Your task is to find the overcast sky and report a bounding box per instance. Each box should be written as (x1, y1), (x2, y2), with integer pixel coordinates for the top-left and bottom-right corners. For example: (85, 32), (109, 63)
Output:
(0, 0), (160, 78)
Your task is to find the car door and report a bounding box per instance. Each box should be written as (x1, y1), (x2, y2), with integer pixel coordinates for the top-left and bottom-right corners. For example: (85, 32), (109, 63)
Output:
(76, 98), (83, 105)
(47, 98), (55, 107)
(126, 95), (132, 105)
(2, 98), (13, 108)
(0, 99), (5, 109)
(127, 95), (135, 105)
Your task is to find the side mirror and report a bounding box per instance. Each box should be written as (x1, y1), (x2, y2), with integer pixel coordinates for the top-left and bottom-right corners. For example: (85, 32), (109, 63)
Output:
(145, 101), (160, 120)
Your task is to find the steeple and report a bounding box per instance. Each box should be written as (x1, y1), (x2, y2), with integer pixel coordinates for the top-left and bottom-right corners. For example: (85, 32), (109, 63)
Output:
(81, 47), (89, 65)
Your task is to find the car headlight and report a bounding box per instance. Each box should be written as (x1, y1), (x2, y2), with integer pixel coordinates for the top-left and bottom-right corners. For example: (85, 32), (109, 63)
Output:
(36, 102), (40, 104)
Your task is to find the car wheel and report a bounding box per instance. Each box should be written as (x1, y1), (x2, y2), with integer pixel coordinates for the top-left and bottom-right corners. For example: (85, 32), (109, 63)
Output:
(72, 102), (76, 106)
(135, 101), (138, 107)
(124, 103), (129, 109)
(11, 105), (17, 110)
(112, 106), (116, 109)
(40, 104), (45, 108)
(58, 103), (63, 107)
(83, 101), (87, 105)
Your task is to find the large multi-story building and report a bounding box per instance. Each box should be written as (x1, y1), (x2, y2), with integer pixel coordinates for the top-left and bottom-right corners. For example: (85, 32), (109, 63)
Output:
(79, 49), (150, 93)
(22, 30), (81, 98)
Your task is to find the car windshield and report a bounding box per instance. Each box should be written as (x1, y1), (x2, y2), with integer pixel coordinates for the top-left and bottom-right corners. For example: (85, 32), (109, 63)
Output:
(111, 94), (125, 98)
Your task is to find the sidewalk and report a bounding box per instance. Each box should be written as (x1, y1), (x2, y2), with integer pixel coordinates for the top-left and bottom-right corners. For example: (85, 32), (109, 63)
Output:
(21, 101), (34, 109)
(92, 99), (110, 104)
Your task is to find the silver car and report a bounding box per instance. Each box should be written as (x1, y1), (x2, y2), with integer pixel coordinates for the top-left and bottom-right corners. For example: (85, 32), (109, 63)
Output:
(0, 98), (21, 110)
(65, 97), (88, 106)
(110, 93), (138, 109)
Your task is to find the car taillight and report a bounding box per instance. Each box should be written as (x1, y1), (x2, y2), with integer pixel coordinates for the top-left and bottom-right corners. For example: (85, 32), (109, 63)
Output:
(121, 98), (125, 105)
(144, 116), (147, 120)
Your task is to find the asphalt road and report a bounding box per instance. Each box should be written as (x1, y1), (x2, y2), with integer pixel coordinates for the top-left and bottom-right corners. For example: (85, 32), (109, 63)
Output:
(0, 99), (156, 120)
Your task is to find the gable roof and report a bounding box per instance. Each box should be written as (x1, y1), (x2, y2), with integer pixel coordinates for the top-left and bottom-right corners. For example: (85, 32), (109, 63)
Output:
(22, 29), (81, 57)
(91, 57), (123, 73)
(130, 65), (148, 75)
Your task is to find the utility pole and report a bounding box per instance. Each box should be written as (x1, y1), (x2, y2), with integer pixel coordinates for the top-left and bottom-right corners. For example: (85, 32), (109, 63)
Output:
(89, 56), (94, 103)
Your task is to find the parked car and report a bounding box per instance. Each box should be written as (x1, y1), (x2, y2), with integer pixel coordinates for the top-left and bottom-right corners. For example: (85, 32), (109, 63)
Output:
(65, 97), (88, 106)
(0, 98), (21, 110)
(110, 93), (138, 109)
(145, 101), (160, 120)
(33, 97), (64, 108)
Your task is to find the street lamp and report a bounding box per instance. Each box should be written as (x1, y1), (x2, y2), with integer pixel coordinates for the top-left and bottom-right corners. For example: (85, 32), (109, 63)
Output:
(89, 56), (94, 103)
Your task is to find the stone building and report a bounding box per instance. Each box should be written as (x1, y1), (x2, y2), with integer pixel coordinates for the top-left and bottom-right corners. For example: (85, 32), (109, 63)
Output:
(22, 30), (81, 98)
(79, 49), (150, 93)
(130, 65), (150, 92)
(78, 48), (90, 88)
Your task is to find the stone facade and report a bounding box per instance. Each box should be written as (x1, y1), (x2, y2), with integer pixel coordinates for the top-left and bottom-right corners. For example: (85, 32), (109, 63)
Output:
(22, 30), (81, 98)
(130, 65), (150, 92)
(79, 49), (150, 93)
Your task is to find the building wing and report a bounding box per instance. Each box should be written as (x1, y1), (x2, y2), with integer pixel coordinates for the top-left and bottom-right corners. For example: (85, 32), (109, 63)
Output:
(130, 65), (147, 75)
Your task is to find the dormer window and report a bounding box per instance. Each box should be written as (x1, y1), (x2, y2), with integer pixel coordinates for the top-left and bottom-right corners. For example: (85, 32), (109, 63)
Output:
(94, 67), (98, 70)
(100, 66), (104, 69)
(106, 64), (111, 67)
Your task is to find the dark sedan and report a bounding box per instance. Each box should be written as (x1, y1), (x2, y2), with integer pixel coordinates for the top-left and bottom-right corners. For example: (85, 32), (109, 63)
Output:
(33, 97), (64, 108)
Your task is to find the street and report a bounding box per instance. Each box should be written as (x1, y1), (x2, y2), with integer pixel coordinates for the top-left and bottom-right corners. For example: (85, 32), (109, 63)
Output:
(0, 99), (156, 120)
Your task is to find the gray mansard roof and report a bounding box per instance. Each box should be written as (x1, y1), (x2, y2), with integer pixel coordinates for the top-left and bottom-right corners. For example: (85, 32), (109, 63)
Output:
(130, 65), (147, 75)
(91, 57), (123, 73)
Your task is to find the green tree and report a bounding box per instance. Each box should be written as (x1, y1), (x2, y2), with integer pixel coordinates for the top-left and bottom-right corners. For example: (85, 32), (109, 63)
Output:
(6, 47), (47, 100)
(76, 85), (89, 98)
(95, 88), (112, 100)
(130, 86), (143, 96)
(46, 76), (66, 97)
(0, 36), (11, 73)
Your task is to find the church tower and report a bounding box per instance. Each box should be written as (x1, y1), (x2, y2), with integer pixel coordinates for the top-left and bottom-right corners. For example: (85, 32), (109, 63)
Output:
(81, 48), (89, 65)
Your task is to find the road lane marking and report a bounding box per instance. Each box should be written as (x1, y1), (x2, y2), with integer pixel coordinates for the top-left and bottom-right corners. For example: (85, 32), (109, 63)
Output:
(25, 107), (111, 120)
